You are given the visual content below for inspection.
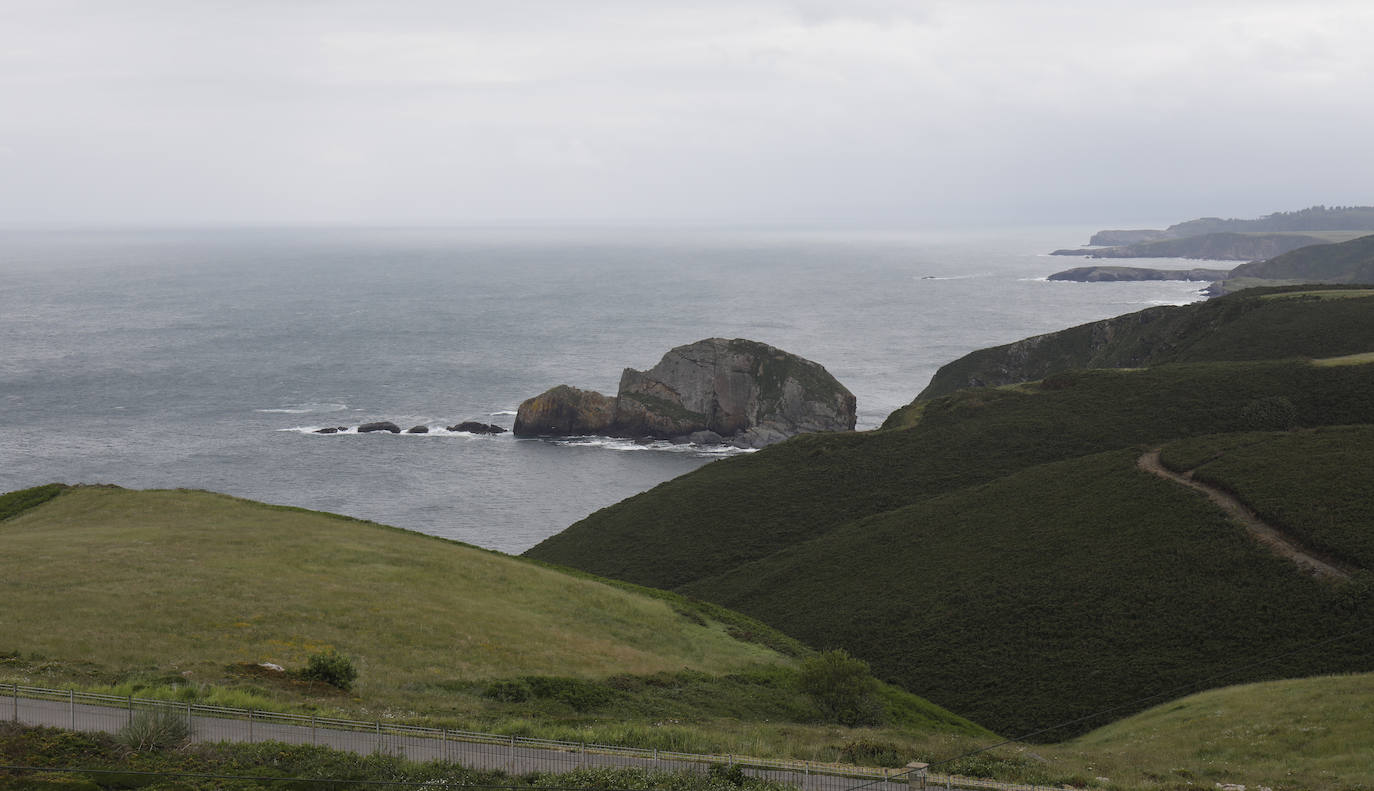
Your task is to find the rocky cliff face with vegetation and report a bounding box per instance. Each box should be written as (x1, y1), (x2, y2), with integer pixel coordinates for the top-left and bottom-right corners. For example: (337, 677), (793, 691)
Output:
(909, 285), (1374, 402)
(514, 338), (856, 448)
(1051, 232), (1332, 261)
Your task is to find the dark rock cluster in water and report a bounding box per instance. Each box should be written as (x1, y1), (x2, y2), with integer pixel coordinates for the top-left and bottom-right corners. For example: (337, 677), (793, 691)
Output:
(313, 421), (507, 435)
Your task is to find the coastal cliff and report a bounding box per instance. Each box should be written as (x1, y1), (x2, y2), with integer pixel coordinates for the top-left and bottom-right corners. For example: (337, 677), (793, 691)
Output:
(1050, 232), (1330, 261)
(514, 338), (856, 448)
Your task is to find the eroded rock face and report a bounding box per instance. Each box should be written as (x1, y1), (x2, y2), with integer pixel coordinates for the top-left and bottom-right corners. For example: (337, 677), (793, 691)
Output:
(512, 385), (616, 437)
(514, 338), (856, 448)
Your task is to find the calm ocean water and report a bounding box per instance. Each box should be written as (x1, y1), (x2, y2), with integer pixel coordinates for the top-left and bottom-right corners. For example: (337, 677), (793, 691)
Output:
(0, 227), (1205, 553)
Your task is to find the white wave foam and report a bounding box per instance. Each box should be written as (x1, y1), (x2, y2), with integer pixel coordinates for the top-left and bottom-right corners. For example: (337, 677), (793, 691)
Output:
(280, 425), (510, 439)
(548, 435), (754, 457)
(915, 273), (988, 281)
(280, 425), (357, 434)
(489, 410), (518, 416)
(256, 402), (348, 414)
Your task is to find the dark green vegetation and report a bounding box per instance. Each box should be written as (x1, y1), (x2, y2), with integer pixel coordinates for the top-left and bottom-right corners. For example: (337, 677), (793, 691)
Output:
(1052, 231), (1340, 261)
(0, 723), (795, 791)
(1229, 231), (1374, 283)
(1162, 205), (1374, 236)
(0, 482), (67, 522)
(1159, 426), (1374, 571)
(526, 287), (1374, 741)
(1087, 205), (1374, 244)
(912, 285), (1374, 400)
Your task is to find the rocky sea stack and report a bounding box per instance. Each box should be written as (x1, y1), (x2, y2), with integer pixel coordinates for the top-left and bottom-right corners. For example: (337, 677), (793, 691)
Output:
(514, 338), (856, 448)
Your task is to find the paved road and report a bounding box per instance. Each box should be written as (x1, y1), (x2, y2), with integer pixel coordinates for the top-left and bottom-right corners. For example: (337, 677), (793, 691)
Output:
(5, 692), (926, 791)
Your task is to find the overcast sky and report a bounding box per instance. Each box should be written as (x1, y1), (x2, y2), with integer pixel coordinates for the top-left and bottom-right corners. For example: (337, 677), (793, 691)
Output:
(2, 0), (1371, 228)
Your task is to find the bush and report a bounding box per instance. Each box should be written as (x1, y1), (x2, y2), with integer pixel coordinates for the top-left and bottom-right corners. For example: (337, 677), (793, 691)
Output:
(522, 676), (613, 712)
(796, 650), (884, 726)
(708, 763), (748, 786)
(299, 650), (358, 691)
(1239, 395), (1298, 430)
(116, 706), (191, 751)
(838, 738), (906, 767)
(484, 678), (532, 703)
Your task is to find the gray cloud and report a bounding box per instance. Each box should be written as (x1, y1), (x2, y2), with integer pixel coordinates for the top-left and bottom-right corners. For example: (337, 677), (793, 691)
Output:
(1, 0), (1370, 226)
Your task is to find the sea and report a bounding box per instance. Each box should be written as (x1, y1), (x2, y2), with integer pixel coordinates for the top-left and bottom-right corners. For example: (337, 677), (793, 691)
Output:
(0, 226), (1207, 554)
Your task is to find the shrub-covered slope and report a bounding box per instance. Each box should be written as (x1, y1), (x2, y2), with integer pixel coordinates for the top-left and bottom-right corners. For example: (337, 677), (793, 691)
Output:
(525, 291), (1374, 739)
(1159, 425), (1374, 570)
(1229, 232), (1374, 283)
(910, 285), (1374, 403)
(675, 446), (1373, 738)
(527, 359), (1374, 590)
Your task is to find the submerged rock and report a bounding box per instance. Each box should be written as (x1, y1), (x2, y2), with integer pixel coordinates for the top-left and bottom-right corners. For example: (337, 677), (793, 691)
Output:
(406, 425), (429, 434)
(314, 426), (347, 434)
(515, 338), (856, 448)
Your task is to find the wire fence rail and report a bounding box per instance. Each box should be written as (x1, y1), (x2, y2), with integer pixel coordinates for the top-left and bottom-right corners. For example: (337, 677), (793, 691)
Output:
(5, 683), (1056, 791)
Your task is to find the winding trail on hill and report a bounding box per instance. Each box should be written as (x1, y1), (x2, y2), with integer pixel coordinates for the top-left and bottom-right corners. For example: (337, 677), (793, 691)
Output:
(1137, 449), (1352, 582)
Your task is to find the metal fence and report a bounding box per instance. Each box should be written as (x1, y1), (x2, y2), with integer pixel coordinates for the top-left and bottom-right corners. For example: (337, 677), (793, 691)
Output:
(5, 683), (1050, 791)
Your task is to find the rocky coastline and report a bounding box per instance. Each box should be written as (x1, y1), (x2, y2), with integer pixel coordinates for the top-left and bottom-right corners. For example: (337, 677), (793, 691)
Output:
(514, 338), (856, 449)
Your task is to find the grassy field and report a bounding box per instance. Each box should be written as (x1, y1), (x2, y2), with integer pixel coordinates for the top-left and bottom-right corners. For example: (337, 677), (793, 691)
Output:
(1048, 672), (1374, 790)
(0, 722), (798, 791)
(1313, 351), (1374, 366)
(4, 671), (1373, 790)
(0, 485), (987, 763)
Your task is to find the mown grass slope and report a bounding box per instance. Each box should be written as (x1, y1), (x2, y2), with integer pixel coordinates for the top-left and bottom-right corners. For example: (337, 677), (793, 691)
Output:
(0, 485), (986, 760)
(0, 485), (779, 684)
(1050, 672), (1374, 790)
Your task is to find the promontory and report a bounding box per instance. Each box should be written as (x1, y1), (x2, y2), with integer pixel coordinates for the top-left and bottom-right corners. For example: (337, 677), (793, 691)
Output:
(514, 338), (856, 448)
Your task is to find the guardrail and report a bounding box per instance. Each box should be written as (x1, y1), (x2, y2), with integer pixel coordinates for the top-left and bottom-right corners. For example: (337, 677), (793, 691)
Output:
(5, 683), (1054, 791)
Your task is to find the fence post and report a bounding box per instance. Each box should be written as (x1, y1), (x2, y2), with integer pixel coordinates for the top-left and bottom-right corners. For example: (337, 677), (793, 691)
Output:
(127, 695), (132, 726)
(906, 762), (929, 791)
(376, 720), (381, 752)
(186, 702), (192, 737)
(249, 709), (254, 742)
(11, 683), (16, 722)
(312, 714), (317, 745)
(69, 689), (74, 730)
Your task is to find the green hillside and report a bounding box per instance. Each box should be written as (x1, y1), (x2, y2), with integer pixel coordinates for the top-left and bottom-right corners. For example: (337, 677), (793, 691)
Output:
(526, 290), (1374, 739)
(674, 444), (1373, 738)
(528, 357), (1374, 590)
(1159, 425), (1374, 569)
(912, 285), (1374, 401)
(1045, 672), (1374, 790)
(1229, 232), (1374, 283)
(0, 485), (985, 759)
